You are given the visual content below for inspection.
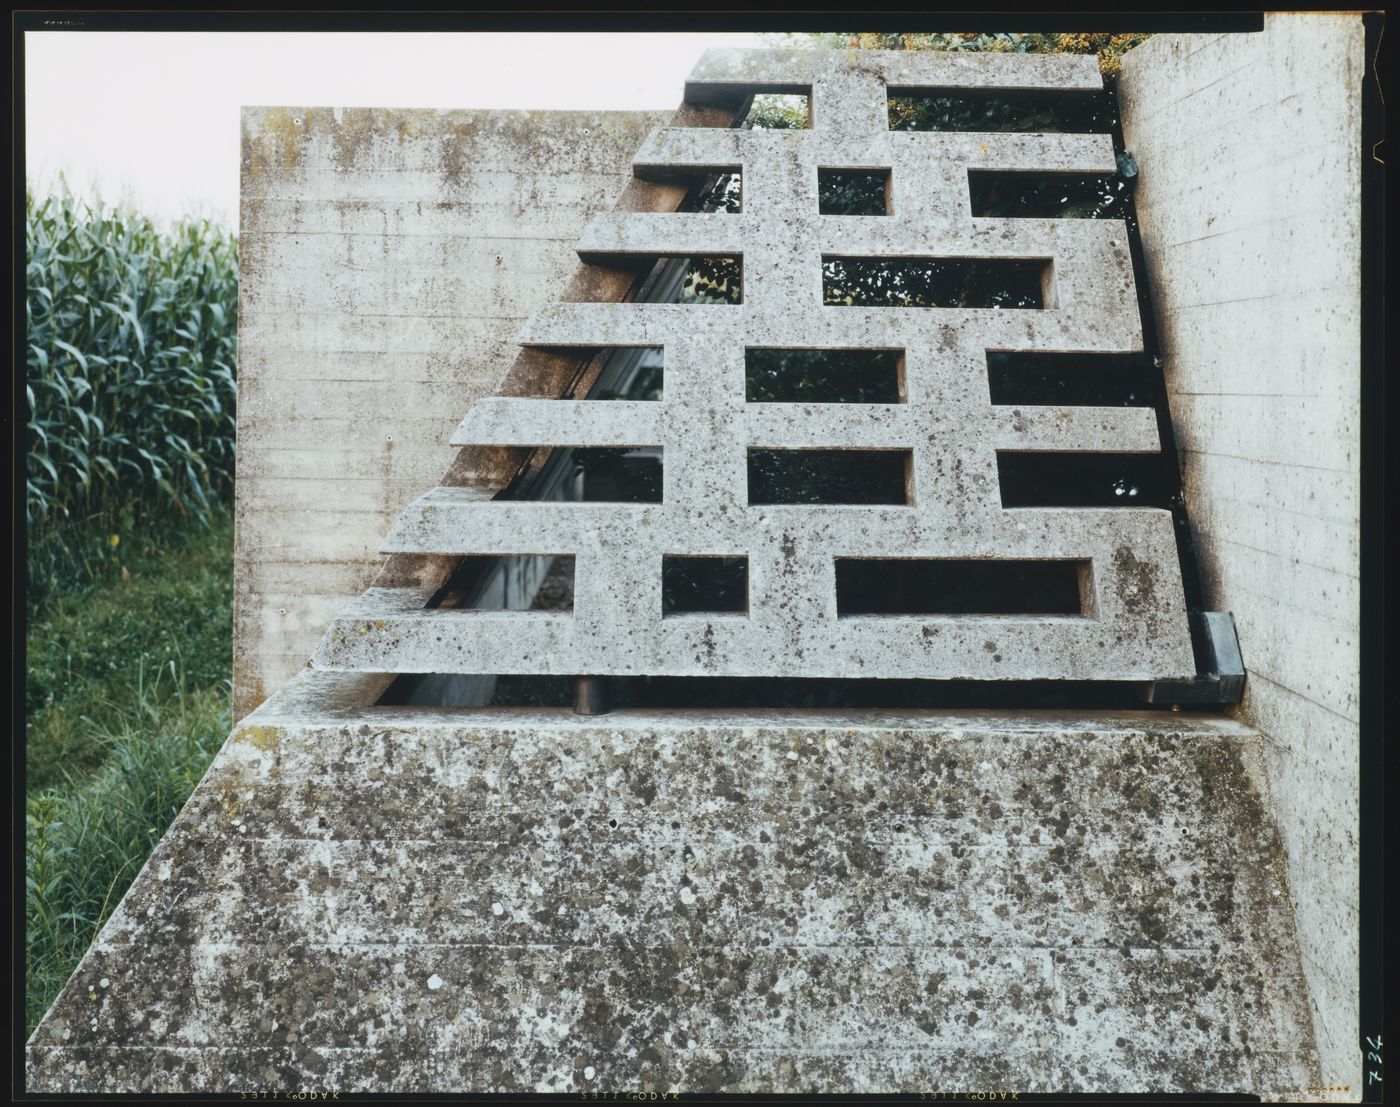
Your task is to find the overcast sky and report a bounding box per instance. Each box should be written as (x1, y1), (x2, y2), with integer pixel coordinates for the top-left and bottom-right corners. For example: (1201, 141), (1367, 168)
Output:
(25, 31), (771, 227)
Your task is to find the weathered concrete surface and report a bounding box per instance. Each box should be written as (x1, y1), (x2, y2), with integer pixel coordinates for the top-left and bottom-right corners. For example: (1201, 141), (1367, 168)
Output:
(1119, 16), (1364, 1097)
(319, 49), (1195, 682)
(236, 107), (667, 719)
(28, 671), (1318, 1095)
(682, 45), (1106, 103)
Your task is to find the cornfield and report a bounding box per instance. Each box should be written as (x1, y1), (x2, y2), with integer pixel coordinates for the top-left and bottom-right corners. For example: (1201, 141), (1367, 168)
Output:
(25, 189), (238, 599)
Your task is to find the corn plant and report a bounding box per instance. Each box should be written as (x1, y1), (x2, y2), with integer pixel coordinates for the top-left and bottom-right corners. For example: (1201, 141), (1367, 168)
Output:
(26, 189), (238, 601)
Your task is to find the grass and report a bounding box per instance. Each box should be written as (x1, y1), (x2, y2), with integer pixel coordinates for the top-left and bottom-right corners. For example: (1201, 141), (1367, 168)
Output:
(25, 506), (234, 1036)
(26, 507), (234, 790)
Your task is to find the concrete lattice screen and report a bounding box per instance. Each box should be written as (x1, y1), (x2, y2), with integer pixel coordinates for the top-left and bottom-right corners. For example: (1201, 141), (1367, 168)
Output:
(315, 49), (1196, 690)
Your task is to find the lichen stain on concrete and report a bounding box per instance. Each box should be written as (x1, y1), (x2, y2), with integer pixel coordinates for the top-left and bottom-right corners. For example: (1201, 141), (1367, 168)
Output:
(328, 110), (377, 174)
(1112, 543), (1160, 614)
(234, 725), (281, 752)
(243, 107), (310, 184)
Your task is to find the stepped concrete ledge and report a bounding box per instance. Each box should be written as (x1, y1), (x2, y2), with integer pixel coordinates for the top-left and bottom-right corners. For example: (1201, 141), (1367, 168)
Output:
(28, 671), (1319, 1096)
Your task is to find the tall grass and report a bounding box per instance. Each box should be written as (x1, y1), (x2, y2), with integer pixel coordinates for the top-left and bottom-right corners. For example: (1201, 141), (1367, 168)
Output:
(25, 188), (238, 608)
(24, 503), (235, 1035)
(25, 187), (239, 1035)
(26, 663), (230, 1035)
(24, 506), (235, 1036)
(26, 508), (236, 792)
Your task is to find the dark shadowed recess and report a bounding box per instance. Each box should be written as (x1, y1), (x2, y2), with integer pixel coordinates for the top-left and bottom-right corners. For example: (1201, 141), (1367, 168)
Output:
(427, 555), (575, 611)
(997, 452), (1174, 509)
(572, 448), (663, 503)
(819, 169), (890, 215)
(835, 558), (1086, 615)
(823, 256), (1047, 309)
(747, 348), (903, 404)
(887, 87), (1118, 133)
(748, 449), (910, 505)
(969, 171), (1131, 220)
(988, 350), (1159, 407)
(585, 346), (664, 400)
(663, 556), (749, 615)
(483, 675), (1151, 710)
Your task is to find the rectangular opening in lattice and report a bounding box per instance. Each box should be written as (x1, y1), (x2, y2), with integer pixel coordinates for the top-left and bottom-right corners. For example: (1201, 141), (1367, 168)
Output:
(742, 92), (811, 130)
(822, 257), (1049, 309)
(886, 88), (1113, 133)
(997, 452), (1170, 508)
(684, 169), (743, 213)
(571, 447), (663, 502)
(585, 256), (741, 305)
(562, 346), (664, 401)
(662, 556), (749, 616)
(819, 169), (891, 215)
(745, 348), (904, 404)
(676, 257), (743, 304)
(428, 555), (575, 613)
(986, 351), (1157, 408)
(748, 449), (912, 505)
(968, 171), (1128, 219)
(835, 557), (1091, 616)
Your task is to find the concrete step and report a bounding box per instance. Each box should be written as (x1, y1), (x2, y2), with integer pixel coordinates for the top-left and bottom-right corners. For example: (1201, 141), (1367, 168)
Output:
(27, 672), (1319, 1096)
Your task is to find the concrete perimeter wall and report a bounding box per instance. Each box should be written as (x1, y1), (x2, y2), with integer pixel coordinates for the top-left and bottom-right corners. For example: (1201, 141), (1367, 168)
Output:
(1119, 15), (1364, 1097)
(236, 107), (666, 719)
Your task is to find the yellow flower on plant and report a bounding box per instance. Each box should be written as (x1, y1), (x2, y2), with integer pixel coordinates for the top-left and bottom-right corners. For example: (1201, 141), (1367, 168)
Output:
(109, 534), (120, 548)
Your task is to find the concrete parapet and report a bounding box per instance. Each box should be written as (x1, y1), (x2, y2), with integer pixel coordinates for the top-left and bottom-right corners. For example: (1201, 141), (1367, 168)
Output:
(28, 672), (1317, 1095)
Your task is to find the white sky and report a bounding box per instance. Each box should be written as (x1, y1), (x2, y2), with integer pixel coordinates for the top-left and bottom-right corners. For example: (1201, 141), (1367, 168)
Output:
(25, 31), (772, 227)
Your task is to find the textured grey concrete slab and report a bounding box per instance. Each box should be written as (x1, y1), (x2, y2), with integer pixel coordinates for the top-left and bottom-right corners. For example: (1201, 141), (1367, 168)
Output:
(29, 673), (1317, 1095)
(682, 46), (1106, 101)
